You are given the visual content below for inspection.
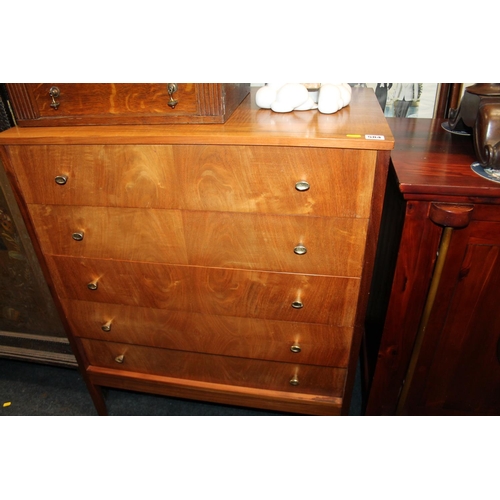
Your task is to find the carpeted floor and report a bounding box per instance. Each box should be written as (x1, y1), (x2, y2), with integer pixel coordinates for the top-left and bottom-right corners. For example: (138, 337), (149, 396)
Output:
(0, 357), (362, 416)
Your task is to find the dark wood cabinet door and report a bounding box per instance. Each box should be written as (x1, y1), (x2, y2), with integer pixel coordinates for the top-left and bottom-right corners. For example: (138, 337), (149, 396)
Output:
(404, 220), (500, 415)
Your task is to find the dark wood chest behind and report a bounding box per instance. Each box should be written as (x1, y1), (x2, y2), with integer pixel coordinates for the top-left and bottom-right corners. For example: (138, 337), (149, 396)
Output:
(366, 117), (500, 416)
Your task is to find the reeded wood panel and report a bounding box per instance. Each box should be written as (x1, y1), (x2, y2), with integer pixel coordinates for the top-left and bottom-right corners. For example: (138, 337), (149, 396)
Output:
(4, 84), (39, 120)
(29, 204), (367, 276)
(9, 145), (376, 217)
(62, 299), (353, 367)
(46, 255), (360, 326)
(81, 338), (347, 398)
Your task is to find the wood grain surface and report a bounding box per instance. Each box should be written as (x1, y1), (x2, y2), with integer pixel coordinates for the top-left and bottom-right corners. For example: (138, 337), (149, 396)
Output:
(367, 117), (500, 415)
(0, 88), (394, 150)
(8, 144), (376, 217)
(5, 83), (250, 125)
(45, 255), (360, 326)
(0, 87), (393, 415)
(81, 338), (347, 398)
(29, 204), (368, 276)
(62, 299), (353, 367)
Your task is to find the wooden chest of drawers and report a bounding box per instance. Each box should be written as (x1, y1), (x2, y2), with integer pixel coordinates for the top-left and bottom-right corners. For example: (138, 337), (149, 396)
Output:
(0, 87), (393, 415)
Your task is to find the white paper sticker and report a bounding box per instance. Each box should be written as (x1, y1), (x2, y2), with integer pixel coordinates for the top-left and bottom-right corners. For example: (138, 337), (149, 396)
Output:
(365, 135), (385, 140)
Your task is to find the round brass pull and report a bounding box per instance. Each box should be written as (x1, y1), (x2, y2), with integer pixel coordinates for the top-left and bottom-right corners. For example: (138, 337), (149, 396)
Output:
(87, 281), (98, 291)
(291, 301), (304, 309)
(289, 376), (300, 386)
(114, 355), (124, 364)
(101, 320), (112, 332)
(290, 345), (301, 353)
(294, 245), (307, 255)
(72, 232), (84, 241)
(55, 175), (68, 185)
(295, 181), (310, 192)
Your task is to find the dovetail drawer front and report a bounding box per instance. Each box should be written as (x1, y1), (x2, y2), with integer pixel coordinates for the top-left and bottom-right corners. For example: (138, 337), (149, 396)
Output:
(80, 338), (347, 397)
(9, 145), (376, 217)
(46, 255), (360, 326)
(62, 299), (353, 367)
(30, 205), (368, 276)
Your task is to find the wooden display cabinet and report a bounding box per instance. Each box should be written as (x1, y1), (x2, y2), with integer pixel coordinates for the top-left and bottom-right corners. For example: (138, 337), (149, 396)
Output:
(365, 117), (500, 415)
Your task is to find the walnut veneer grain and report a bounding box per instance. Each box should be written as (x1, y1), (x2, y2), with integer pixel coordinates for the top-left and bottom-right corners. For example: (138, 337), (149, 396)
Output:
(0, 87), (393, 415)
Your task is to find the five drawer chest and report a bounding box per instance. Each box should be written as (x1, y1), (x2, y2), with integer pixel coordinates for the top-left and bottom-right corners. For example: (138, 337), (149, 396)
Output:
(0, 85), (393, 415)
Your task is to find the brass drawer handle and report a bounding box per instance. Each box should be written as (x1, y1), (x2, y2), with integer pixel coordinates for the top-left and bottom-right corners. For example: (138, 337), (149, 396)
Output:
(49, 86), (60, 110)
(72, 231), (84, 241)
(87, 281), (98, 291)
(167, 83), (178, 109)
(291, 301), (303, 309)
(290, 345), (301, 353)
(101, 320), (112, 332)
(55, 175), (68, 185)
(114, 354), (124, 364)
(295, 181), (310, 192)
(294, 245), (307, 255)
(289, 376), (300, 386)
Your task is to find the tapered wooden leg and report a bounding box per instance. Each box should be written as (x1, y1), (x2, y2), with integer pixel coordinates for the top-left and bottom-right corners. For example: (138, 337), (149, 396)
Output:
(85, 380), (108, 415)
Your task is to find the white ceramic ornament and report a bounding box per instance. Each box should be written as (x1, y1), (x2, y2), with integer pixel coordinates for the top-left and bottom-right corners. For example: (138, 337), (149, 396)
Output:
(255, 83), (287, 109)
(338, 84), (352, 107)
(256, 83), (351, 115)
(318, 84), (343, 114)
(271, 83), (309, 113)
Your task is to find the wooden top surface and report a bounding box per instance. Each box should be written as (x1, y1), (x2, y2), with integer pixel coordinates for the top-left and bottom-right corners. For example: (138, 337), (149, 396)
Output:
(388, 117), (500, 199)
(0, 87), (394, 150)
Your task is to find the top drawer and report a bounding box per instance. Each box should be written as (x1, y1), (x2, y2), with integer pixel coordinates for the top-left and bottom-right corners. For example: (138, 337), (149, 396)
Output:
(8, 145), (376, 217)
(5, 84), (249, 126)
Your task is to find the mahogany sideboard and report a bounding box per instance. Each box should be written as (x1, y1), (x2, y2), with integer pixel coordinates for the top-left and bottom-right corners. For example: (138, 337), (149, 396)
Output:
(0, 87), (393, 415)
(365, 117), (500, 415)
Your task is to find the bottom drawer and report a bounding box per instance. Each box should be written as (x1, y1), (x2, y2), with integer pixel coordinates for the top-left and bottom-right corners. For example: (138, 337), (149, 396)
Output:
(80, 338), (346, 398)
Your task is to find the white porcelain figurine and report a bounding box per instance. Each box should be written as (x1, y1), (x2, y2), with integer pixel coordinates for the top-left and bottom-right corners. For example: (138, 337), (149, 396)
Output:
(255, 83), (352, 114)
